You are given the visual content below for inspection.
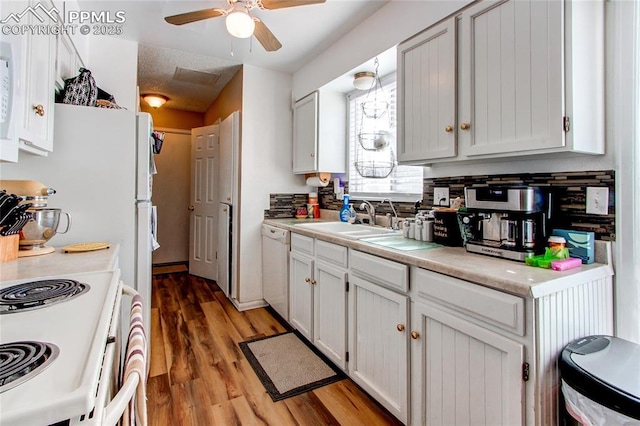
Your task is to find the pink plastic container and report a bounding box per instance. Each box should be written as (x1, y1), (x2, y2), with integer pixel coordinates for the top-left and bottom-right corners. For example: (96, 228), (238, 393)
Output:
(551, 257), (583, 271)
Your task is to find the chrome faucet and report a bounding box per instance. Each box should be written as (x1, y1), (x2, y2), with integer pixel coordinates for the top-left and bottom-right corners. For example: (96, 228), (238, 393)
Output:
(359, 201), (376, 226)
(381, 198), (399, 230)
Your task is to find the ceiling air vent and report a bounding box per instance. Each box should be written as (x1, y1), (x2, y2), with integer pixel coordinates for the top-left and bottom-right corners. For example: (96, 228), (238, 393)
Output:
(172, 67), (220, 87)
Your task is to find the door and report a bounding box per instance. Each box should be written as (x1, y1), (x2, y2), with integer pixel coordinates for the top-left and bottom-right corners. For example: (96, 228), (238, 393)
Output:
(458, 0), (564, 156)
(189, 124), (219, 279)
(218, 111), (239, 205)
(398, 18), (457, 163)
(313, 260), (347, 369)
(411, 301), (525, 426)
(289, 250), (314, 340)
(348, 275), (410, 424)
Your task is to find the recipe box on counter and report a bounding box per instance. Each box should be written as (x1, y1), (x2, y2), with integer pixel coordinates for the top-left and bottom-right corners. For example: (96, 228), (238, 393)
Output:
(552, 229), (595, 264)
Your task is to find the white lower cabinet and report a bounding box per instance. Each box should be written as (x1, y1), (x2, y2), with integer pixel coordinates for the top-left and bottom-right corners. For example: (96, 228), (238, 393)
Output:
(349, 250), (410, 424)
(289, 249), (314, 340)
(313, 259), (347, 369)
(410, 300), (525, 425)
(289, 234), (348, 369)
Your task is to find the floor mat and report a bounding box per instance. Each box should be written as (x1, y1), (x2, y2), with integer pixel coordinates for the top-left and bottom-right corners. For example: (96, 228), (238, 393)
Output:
(239, 331), (346, 401)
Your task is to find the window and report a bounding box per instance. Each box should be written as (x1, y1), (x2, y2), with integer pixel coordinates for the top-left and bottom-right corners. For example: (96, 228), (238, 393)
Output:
(347, 74), (423, 201)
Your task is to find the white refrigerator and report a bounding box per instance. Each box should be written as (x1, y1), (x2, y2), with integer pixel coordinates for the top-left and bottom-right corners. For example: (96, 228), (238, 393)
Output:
(1, 103), (158, 334)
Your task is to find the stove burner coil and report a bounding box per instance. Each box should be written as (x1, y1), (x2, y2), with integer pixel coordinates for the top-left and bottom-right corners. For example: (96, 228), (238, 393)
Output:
(0, 341), (60, 393)
(0, 279), (90, 314)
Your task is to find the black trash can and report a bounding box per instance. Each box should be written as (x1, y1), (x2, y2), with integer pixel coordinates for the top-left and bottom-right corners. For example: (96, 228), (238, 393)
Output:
(559, 335), (640, 425)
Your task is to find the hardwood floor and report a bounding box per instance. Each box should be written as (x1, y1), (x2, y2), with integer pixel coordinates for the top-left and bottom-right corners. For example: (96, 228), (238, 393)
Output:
(148, 272), (403, 426)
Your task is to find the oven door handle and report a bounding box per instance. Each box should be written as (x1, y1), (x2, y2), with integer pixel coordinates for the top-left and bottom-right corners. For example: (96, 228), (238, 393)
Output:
(102, 284), (146, 426)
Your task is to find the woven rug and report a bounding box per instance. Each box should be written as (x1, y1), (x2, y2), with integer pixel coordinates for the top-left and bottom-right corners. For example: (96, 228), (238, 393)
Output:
(239, 331), (345, 401)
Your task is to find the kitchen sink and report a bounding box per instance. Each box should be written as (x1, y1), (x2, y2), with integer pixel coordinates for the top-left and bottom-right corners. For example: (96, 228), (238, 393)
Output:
(360, 235), (442, 251)
(295, 221), (397, 239)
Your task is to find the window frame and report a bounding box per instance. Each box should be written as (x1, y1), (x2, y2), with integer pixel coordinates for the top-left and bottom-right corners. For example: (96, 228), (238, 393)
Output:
(346, 73), (423, 202)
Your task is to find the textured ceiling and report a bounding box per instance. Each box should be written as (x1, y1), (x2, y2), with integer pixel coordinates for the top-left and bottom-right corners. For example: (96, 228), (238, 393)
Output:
(76, 0), (390, 114)
(137, 44), (241, 112)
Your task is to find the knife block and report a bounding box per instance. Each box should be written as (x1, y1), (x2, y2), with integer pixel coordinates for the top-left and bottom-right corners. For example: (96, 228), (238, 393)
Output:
(0, 234), (19, 262)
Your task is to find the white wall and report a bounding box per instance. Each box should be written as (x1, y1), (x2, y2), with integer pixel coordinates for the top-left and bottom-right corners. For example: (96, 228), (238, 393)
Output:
(85, 36), (138, 111)
(151, 130), (191, 265)
(609, 0), (640, 344)
(237, 64), (308, 303)
(292, 0), (471, 100)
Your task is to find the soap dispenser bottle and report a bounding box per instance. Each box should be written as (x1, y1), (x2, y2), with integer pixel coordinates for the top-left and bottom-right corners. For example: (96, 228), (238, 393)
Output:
(339, 194), (350, 222)
(347, 204), (357, 224)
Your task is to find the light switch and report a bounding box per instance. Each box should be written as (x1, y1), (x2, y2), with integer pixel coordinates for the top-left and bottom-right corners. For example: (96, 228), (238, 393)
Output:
(434, 187), (450, 207)
(586, 187), (609, 215)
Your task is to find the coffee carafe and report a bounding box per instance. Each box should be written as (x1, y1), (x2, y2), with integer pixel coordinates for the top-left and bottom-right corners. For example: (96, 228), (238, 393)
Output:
(462, 186), (550, 261)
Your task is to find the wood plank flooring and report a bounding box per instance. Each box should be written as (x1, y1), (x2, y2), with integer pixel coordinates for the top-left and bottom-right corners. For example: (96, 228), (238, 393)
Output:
(148, 272), (403, 426)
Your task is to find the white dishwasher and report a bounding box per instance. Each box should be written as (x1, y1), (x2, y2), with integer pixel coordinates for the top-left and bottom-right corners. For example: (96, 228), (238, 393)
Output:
(261, 224), (290, 320)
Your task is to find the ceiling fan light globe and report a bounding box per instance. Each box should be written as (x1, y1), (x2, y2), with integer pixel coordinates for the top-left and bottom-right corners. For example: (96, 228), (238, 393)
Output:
(226, 11), (255, 38)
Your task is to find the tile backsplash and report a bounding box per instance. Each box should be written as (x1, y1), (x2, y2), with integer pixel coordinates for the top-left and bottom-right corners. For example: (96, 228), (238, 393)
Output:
(266, 170), (615, 241)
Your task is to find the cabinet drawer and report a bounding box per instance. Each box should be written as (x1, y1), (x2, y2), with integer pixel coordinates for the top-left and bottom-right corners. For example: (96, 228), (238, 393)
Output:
(291, 233), (314, 255)
(316, 240), (348, 268)
(349, 250), (408, 293)
(412, 267), (524, 336)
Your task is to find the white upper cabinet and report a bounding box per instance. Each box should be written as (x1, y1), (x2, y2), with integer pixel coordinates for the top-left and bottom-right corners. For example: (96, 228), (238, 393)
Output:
(458, 0), (564, 156)
(398, 0), (605, 165)
(398, 18), (457, 163)
(292, 90), (346, 174)
(18, 0), (56, 155)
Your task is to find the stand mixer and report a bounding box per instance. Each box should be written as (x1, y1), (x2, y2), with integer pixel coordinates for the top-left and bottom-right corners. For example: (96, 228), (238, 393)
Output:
(0, 180), (71, 256)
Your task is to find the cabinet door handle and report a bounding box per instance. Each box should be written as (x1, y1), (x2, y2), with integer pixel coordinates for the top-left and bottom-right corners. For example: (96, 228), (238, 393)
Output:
(460, 123), (471, 131)
(188, 205), (195, 211)
(411, 331), (420, 340)
(311, 279), (317, 285)
(310, 153), (315, 157)
(444, 125), (453, 133)
(33, 104), (45, 116)
(305, 277), (311, 283)
(396, 324), (405, 332)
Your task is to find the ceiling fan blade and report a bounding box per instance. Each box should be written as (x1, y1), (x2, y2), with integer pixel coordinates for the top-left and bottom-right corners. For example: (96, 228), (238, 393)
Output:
(253, 19), (282, 52)
(260, 0), (325, 10)
(164, 9), (225, 26)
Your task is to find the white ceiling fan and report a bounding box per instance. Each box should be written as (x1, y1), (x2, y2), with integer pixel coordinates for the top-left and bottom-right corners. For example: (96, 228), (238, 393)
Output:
(164, 0), (326, 52)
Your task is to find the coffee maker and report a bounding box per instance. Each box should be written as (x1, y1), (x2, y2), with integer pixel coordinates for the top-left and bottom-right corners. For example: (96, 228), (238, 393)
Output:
(462, 186), (550, 261)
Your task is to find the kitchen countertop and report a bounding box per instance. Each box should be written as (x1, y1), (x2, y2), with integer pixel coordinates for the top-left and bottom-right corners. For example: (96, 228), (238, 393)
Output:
(0, 244), (120, 282)
(264, 218), (613, 298)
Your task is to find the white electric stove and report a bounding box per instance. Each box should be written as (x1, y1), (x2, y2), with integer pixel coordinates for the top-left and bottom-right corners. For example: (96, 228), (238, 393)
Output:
(0, 270), (121, 426)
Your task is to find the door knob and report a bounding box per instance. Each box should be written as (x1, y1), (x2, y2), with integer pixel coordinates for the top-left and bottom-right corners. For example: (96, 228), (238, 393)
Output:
(411, 331), (420, 340)
(311, 279), (317, 285)
(460, 123), (471, 131)
(305, 277), (311, 283)
(444, 125), (453, 133)
(396, 324), (405, 332)
(188, 205), (195, 211)
(33, 104), (45, 116)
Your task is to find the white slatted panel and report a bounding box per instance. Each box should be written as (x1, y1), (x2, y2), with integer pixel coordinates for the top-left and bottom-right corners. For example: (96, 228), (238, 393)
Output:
(350, 277), (408, 422)
(289, 252), (314, 340)
(465, 0), (563, 155)
(402, 21), (456, 160)
(422, 305), (524, 425)
(535, 277), (614, 425)
(313, 263), (347, 369)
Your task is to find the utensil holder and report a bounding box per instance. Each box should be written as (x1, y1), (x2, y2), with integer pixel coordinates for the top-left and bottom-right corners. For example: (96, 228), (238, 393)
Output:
(0, 234), (19, 262)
